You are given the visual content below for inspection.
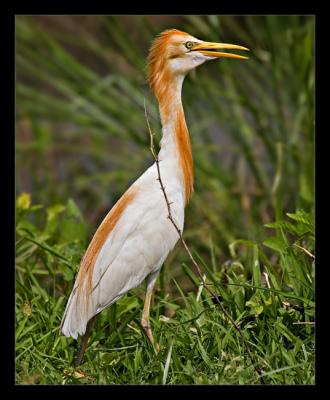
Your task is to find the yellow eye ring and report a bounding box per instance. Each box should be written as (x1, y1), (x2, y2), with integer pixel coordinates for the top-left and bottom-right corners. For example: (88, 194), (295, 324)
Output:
(185, 41), (194, 49)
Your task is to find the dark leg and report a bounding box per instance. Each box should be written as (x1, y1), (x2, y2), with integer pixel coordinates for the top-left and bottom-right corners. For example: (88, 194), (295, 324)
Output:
(74, 314), (98, 367)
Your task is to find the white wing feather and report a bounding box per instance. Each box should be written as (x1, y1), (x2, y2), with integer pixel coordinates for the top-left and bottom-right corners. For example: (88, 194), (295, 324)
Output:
(61, 162), (184, 339)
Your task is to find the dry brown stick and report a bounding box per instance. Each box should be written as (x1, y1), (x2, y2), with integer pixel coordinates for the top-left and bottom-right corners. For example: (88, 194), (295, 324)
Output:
(144, 100), (265, 381)
(293, 243), (315, 259)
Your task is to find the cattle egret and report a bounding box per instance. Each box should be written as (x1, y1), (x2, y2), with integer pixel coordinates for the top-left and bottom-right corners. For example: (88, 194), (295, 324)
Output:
(60, 29), (249, 365)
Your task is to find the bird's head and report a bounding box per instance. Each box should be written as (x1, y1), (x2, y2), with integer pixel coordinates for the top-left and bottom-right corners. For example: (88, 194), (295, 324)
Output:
(148, 29), (249, 99)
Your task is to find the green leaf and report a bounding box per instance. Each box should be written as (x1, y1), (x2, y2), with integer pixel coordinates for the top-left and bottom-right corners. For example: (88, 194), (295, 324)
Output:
(263, 236), (287, 252)
(46, 204), (66, 221)
(197, 337), (211, 365)
(286, 209), (314, 233)
(45, 203), (66, 236)
(59, 199), (86, 244)
(246, 299), (264, 315)
(229, 239), (255, 258)
(61, 265), (75, 281)
(265, 220), (299, 235)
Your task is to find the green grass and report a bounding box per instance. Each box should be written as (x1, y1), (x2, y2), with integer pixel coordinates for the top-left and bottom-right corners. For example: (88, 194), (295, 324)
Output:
(15, 16), (315, 384)
(15, 194), (314, 384)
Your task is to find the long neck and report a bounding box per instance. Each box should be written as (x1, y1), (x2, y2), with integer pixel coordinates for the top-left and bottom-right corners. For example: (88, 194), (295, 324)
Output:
(157, 75), (194, 205)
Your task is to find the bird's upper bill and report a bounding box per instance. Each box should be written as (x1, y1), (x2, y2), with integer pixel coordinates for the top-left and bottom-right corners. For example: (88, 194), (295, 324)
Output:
(187, 41), (249, 60)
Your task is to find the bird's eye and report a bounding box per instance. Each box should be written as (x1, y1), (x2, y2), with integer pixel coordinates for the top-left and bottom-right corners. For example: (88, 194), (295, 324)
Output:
(185, 41), (194, 50)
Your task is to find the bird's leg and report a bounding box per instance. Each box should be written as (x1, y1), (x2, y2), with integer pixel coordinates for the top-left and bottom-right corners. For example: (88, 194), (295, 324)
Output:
(141, 270), (160, 351)
(74, 314), (98, 367)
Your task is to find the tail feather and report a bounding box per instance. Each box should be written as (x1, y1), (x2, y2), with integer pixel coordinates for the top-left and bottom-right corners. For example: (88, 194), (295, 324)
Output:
(60, 285), (95, 339)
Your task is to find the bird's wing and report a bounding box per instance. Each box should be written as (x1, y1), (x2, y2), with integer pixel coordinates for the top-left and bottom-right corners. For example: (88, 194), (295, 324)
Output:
(60, 164), (182, 339)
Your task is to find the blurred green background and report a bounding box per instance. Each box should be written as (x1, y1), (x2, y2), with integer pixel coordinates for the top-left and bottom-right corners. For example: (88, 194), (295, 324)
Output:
(15, 15), (315, 384)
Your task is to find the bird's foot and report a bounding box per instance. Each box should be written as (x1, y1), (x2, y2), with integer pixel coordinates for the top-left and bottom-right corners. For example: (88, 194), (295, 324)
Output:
(141, 321), (160, 352)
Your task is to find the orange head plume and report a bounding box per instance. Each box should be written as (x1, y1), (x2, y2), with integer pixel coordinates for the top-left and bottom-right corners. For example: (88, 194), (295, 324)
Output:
(147, 29), (189, 101)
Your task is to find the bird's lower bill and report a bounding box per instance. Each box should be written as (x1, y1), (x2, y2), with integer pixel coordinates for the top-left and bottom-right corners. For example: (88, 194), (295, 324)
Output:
(191, 41), (249, 60)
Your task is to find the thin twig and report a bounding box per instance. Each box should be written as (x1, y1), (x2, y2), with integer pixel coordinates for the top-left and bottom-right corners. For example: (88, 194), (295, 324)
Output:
(293, 243), (315, 259)
(144, 100), (265, 381)
(263, 272), (271, 289)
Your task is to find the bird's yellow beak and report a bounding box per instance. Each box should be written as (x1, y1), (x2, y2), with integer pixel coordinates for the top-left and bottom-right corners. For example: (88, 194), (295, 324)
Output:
(191, 41), (249, 60)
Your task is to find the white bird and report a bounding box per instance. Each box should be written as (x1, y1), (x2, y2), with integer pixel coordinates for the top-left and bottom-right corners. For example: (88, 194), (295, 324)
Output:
(60, 28), (248, 365)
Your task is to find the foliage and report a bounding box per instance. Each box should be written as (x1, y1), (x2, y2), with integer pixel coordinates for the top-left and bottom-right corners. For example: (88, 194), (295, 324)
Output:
(16, 194), (314, 384)
(15, 15), (314, 384)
